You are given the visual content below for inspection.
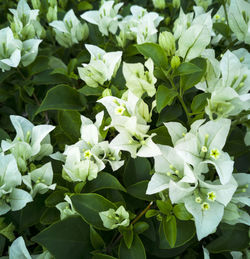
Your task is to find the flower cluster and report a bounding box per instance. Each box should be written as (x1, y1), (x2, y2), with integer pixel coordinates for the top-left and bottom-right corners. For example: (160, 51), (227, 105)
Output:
(0, 0), (43, 71)
(146, 119), (249, 240)
(0, 116), (55, 215)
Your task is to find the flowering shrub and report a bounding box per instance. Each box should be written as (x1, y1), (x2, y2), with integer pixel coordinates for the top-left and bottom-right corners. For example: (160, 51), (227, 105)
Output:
(0, 0), (249, 258)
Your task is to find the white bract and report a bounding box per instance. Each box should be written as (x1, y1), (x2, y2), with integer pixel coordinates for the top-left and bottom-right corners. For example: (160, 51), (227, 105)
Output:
(165, 119), (234, 185)
(22, 162), (56, 198)
(7, 236), (53, 259)
(196, 50), (250, 118)
(98, 91), (161, 158)
(99, 205), (130, 229)
(117, 5), (163, 46)
(78, 44), (122, 88)
(228, 0), (250, 44)
(52, 111), (123, 183)
(21, 39), (42, 67)
(9, 0), (44, 40)
(50, 9), (89, 48)
(223, 173), (250, 226)
(1, 115), (55, 173)
(176, 11), (212, 61)
(81, 0), (123, 36)
(0, 27), (22, 72)
(0, 154), (32, 216)
(56, 195), (77, 220)
(123, 58), (157, 98)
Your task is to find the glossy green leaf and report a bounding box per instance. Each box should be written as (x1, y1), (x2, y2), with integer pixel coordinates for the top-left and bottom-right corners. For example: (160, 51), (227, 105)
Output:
(36, 84), (86, 114)
(156, 85), (178, 113)
(156, 200), (172, 215)
(206, 224), (249, 253)
(119, 235), (146, 259)
(136, 43), (168, 68)
(180, 57), (207, 93)
(123, 157), (151, 187)
(83, 172), (126, 193)
(133, 222), (149, 234)
(174, 62), (202, 76)
(162, 215), (177, 248)
(71, 193), (116, 230)
(191, 93), (210, 113)
(32, 216), (91, 259)
(173, 204), (192, 221)
(90, 226), (105, 250)
(58, 110), (81, 143)
(127, 181), (156, 201)
(121, 226), (134, 249)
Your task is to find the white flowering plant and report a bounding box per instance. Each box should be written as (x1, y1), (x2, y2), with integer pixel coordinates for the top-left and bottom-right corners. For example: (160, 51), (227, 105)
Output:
(0, 0), (249, 259)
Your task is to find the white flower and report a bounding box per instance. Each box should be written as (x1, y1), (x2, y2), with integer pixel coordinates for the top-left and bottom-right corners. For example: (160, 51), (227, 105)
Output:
(123, 58), (157, 98)
(99, 205), (130, 229)
(81, 0), (123, 36)
(0, 27), (22, 72)
(22, 162), (56, 198)
(50, 9), (89, 48)
(228, 0), (250, 44)
(1, 115), (55, 172)
(183, 176), (237, 240)
(78, 44), (122, 88)
(0, 154), (32, 216)
(56, 195), (77, 220)
(9, 0), (44, 40)
(165, 119), (234, 184)
(21, 39), (42, 67)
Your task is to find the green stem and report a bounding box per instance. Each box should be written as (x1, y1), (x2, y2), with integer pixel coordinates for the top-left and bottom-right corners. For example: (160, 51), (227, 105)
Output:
(168, 76), (191, 124)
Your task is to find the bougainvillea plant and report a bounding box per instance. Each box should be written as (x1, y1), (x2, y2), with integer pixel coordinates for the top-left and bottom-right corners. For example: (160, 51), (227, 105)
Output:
(0, 0), (249, 258)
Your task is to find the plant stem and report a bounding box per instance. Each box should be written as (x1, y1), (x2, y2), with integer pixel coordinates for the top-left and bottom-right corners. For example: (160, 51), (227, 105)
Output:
(168, 76), (191, 124)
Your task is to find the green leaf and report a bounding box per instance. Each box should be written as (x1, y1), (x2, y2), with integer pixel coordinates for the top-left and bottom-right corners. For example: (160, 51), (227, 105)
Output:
(78, 85), (104, 96)
(45, 190), (67, 208)
(145, 209), (159, 218)
(119, 234), (146, 259)
(92, 254), (117, 259)
(180, 57), (207, 93)
(71, 193), (116, 230)
(156, 85), (178, 113)
(174, 62), (202, 76)
(149, 126), (172, 145)
(191, 93), (210, 113)
(136, 43), (168, 68)
(156, 200), (172, 215)
(206, 224), (249, 253)
(77, 1), (93, 11)
(133, 222), (149, 234)
(83, 172), (126, 193)
(36, 84), (86, 114)
(121, 226), (134, 249)
(40, 208), (60, 225)
(162, 215), (177, 248)
(32, 216), (91, 259)
(173, 204), (192, 221)
(0, 128), (9, 141)
(127, 181), (156, 201)
(213, 23), (231, 38)
(159, 219), (195, 249)
(90, 226), (105, 250)
(123, 157), (151, 187)
(58, 110), (81, 143)
(157, 103), (182, 126)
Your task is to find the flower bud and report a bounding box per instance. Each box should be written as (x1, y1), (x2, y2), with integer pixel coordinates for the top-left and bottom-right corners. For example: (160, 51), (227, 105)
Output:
(171, 55), (181, 69)
(17, 157), (27, 173)
(48, 0), (57, 7)
(22, 24), (36, 40)
(152, 0), (166, 9)
(172, 0), (180, 8)
(47, 5), (57, 23)
(159, 31), (176, 56)
(31, 0), (41, 9)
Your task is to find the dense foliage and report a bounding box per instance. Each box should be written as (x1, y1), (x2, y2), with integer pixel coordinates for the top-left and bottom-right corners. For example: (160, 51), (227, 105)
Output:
(0, 0), (249, 258)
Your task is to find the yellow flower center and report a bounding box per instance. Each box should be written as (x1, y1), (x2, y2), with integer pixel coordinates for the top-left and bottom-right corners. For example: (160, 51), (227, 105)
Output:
(201, 202), (210, 211)
(207, 191), (216, 202)
(210, 148), (220, 160)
